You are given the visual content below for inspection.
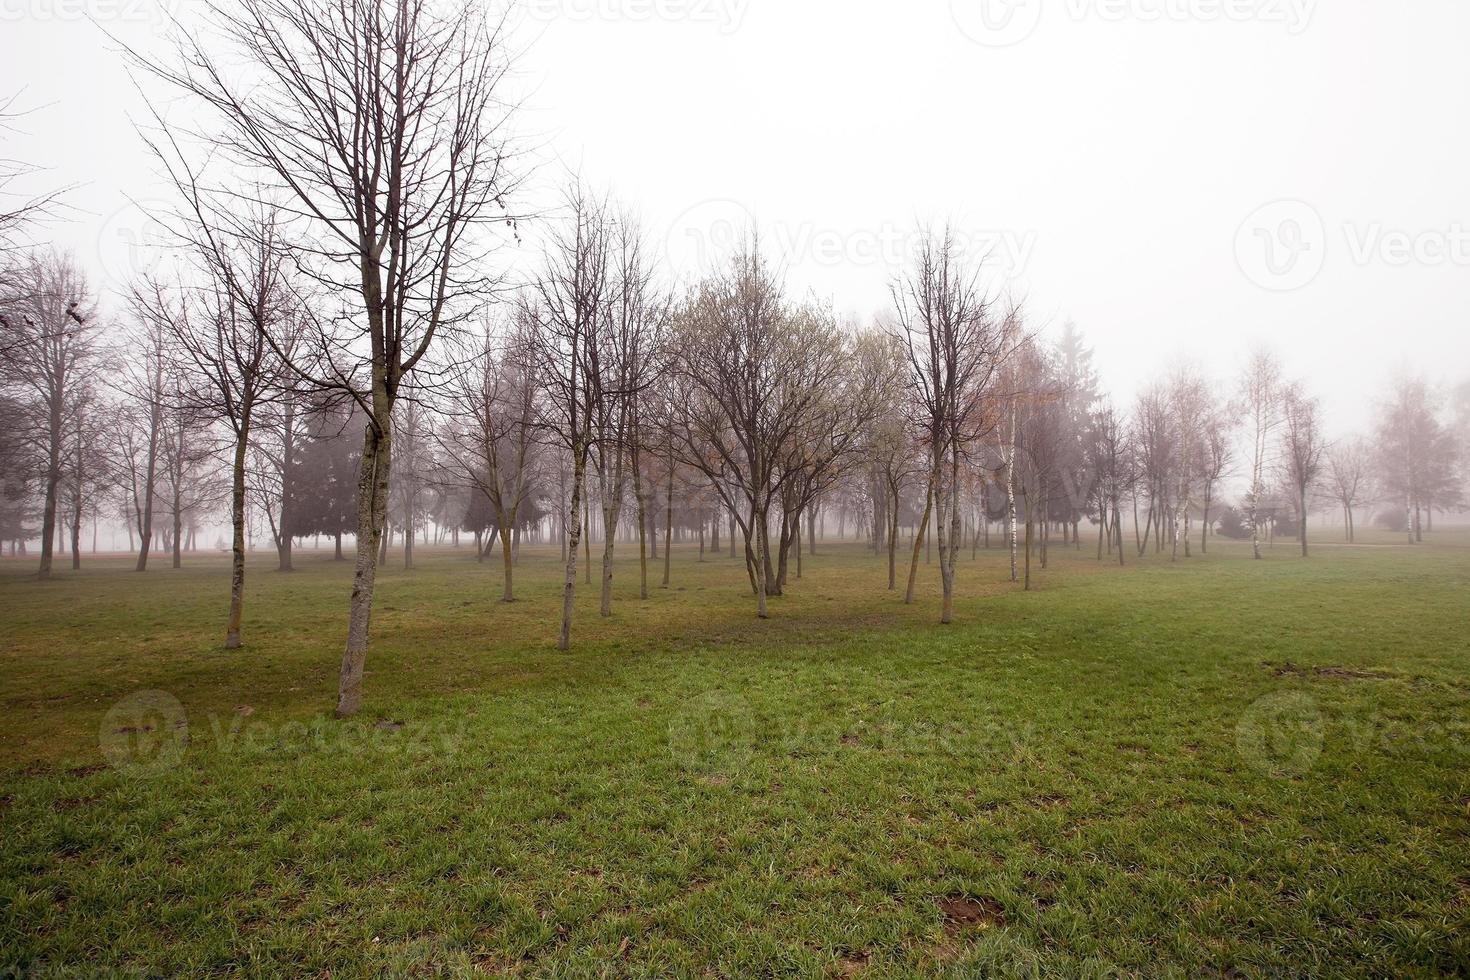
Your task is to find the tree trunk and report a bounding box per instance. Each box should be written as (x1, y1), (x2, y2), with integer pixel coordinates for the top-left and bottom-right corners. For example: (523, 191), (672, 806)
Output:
(1006, 465), (1019, 583)
(37, 397), (62, 580)
(226, 432), (249, 649)
(277, 401), (295, 571)
(135, 436), (157, 572)
(1300, 487), (1309, 557)
(661, 464), (673, 588)
(583, 498), (592, 585)
(1023, 499), (1033, 591)
(336, 413), (392, 717)
(600, 500), (617, 617)
(634, 460), (648, 599)
(887, 488), (899, 590)
(500, 506), (517, 602)
(938, 451), (960, 624)
(559, 445), (587, 651)
(752, 505), (770, 618)
(1200, 489), (1212, 555)
(904, 475), (935, 604)
(171, 483), (183, 570)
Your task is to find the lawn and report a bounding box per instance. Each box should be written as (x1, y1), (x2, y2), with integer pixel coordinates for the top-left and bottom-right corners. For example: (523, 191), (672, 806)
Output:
(2, 530), (1468, 977)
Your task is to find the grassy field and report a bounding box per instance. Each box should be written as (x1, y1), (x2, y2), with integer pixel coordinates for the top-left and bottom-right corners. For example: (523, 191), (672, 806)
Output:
(2, 528), (1468, 977)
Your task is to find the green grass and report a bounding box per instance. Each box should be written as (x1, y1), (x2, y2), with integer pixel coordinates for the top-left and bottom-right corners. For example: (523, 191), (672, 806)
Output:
(2, 530), (1469, 977)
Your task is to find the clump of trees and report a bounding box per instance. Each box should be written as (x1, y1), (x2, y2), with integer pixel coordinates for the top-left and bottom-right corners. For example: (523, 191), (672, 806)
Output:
(1, 2), (1466, 720)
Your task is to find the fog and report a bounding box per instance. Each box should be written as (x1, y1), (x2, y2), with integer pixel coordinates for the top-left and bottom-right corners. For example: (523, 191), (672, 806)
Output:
(7, 0), (1469, 440)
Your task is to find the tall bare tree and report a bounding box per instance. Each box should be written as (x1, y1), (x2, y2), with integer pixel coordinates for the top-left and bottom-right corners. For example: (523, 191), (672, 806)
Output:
(1238, 349), (1283, 560)
(531, 186), (613, 648)
(892, 229), (1010, 621)
(591, 213), (662, 617)
(141, 0), (522, 714)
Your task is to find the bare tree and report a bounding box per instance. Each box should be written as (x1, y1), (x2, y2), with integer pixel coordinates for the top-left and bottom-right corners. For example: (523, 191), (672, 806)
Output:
(0, 93), (70, 252)
(61, 384), (109, 569)
(1278, 382), (1326, 558)
(891, 229), (1010, 621)
(441, 309), (541, 600)
(862, 331), (917, 589)
(1374, 377), (1461, 543)
(140, 0), (522, 714)
(531, 185), (613, 648)
(1197, 397), (1234, 554)
(1166, 368), (1210, 561)
(135, 208), (297, 644)
(1238, 348), (1283, 560)
(671, 243), (849, 618)
(0, 251), (100, 580)
(1087, 401), (1133, 566)
(591, 213), (662, 617)
(1326, 438), (1371, 542)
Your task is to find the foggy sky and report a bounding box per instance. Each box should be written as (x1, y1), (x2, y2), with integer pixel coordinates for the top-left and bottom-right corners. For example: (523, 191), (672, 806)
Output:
(5, 0), (1468, 438)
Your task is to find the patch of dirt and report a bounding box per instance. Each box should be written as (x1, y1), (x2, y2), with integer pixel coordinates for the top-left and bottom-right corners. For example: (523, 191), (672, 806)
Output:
(375, 720), (403, 732)
(840, 734), (861, 747)
(52, 796), (95, 812)
(67, 764), (104, 778)
(938, 894), (1007, 932)
(833, 951), (870, 975)
(1267, 662), (1390, 680)
(1316, 666), (1388, 680)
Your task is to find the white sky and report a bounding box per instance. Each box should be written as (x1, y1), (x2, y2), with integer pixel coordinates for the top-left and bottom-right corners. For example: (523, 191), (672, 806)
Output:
(4, 0), (1468, 438)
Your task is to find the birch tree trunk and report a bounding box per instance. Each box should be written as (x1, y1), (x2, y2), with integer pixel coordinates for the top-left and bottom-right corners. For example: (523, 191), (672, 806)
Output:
(559, 444), (588, 651)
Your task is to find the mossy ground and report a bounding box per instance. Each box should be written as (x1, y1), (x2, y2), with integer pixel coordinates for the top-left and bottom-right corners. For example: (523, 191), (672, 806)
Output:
(2, 529), (1468, 976)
